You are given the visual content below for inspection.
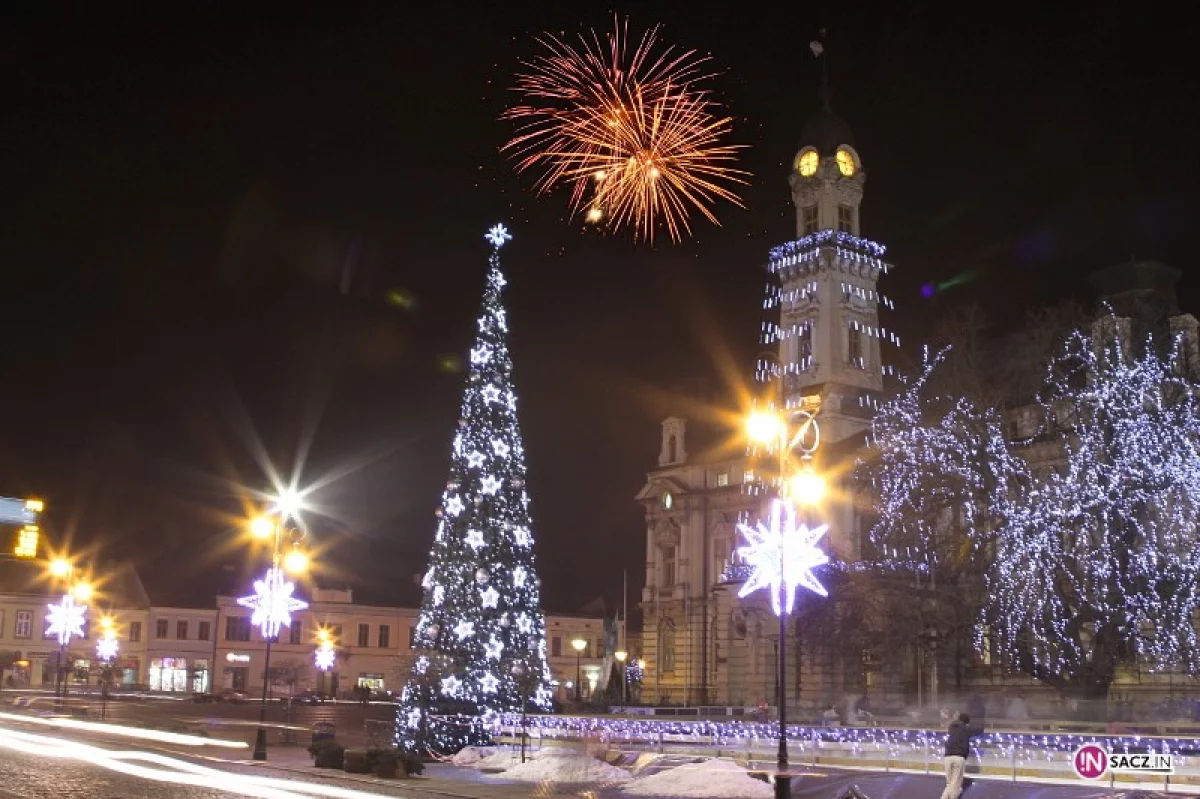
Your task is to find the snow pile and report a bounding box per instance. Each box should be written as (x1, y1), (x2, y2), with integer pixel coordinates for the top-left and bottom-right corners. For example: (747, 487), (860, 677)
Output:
(623, 758), (772, 798)
(498, 748), (632, 784)
(451, 746), (496, 766)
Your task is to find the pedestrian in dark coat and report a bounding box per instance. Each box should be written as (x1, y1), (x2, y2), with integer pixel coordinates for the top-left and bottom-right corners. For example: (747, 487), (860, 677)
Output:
(941, 712), (984, 799)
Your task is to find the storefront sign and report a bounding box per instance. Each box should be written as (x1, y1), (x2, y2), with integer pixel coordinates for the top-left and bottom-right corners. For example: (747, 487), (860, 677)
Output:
(225, 653), (250, 663)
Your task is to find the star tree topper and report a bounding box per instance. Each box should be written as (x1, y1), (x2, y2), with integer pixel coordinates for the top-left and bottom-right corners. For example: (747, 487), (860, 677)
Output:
(736, 498), (830, 615)
(46, 593), (87, 646)
(237, 566), (308, 639)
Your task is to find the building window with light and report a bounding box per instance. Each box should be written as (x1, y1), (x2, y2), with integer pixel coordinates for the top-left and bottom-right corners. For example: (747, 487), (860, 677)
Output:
(837, 204), (853, 233)
(357, 624), (370, 647)
(716, 472), (729, 487)
(289, 622), (303, 645)
(798, 323), (813, 366)
(15, 610), (32, 638)
(176, 621), (188, 640)
(659, 619), (676, 675)
(155, 619), (168, 639)
(848, 323), (863, 368)
(802, 205), (818, 236)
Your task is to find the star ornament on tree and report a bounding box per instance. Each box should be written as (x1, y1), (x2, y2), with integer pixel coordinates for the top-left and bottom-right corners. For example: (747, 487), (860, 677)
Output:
(736, 498), (830, 616)
(46, 594), (87, 646)
(237, 566), (309, 640)
(485, 223), (512, 249)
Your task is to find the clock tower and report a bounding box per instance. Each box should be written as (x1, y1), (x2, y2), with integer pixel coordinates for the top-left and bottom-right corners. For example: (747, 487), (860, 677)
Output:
(764, 84), (894, 444)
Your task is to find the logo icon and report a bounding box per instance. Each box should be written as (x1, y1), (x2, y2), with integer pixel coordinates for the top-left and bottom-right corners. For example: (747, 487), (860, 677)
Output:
(1074, 744), (1109, 779)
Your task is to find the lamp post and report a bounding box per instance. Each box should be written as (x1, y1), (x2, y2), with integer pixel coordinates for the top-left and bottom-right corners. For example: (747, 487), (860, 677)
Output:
(242, 490), (311, 761)
(46, 558), (91, 706)
(571, 638), (587, 701)
(614, 650), (628, 706)
(744, 395), (826, 799)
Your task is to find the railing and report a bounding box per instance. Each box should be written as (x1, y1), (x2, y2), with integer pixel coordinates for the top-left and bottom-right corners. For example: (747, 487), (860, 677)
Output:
(493, 714), (1200, 793)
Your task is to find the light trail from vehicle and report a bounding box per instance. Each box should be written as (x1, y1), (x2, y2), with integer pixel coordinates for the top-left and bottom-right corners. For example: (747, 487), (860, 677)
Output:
(0, 710), (248, 748)
(0, 723), (396, 799)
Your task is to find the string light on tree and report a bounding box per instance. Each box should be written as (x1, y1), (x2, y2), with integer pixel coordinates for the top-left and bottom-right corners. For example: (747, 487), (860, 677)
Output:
(397, 223), (551, 756)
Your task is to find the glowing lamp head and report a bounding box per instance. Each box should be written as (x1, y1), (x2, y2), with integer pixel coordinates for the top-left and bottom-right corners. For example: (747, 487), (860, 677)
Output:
(100, 615), (115, 630)
(283, 547), (309, 575)
(316, 628), (330, 643)
(746, 410), (784, 445)
(49, 558), (72, 579)
(72, 582), (94, 602)
(615, 650), (628, 663)
(571, 638), (587, 653)
(790, 470), (826, 506)
(273, 489), (303, 521)
(250, 516), (274, 540)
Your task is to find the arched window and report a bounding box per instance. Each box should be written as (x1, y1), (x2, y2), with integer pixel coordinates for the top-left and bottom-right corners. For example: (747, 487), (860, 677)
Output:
(659, 618), (676, 674)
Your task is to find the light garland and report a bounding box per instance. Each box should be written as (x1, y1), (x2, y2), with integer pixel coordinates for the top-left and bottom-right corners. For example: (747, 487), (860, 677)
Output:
(397, 223), (551, 756)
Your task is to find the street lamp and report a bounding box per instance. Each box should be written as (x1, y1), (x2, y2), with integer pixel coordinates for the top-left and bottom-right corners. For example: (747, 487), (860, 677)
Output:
(571, 638), (587, 701)
(44, 558), (91, 705)
(240, 495), (311, 761)
(743, 398), (827, 799)
(614, 650), (628, 706)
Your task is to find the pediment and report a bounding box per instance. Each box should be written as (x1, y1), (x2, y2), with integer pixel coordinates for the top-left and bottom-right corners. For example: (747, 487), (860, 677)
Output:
(634, 475), (691, 502)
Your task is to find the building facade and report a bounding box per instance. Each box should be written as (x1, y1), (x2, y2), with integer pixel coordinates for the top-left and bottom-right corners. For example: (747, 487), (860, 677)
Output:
(147, 606), (218, 694)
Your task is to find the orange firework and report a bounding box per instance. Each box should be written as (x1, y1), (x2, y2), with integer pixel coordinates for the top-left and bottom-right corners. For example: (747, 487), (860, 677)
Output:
(502, 20), (748, 242)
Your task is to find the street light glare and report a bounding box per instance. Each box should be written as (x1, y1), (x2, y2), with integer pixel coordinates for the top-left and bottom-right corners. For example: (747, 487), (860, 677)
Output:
(249, 516), (274, 540)
(49, 559), (71, 578)
(614, 650), (628, 662)
(746, 410), (784, 445)
(571, 638), (587, 652)
(791, 470), (826, 506)
(274, 488), (303, 520)
(283, 547), (309, 575)
(72, 582), (94, 602)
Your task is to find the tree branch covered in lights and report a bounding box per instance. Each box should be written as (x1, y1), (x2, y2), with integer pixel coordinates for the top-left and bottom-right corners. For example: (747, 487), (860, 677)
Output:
(986, 327), (1200, 697)
(396, 225), (552, 756)
(866, 322), (1200, 698)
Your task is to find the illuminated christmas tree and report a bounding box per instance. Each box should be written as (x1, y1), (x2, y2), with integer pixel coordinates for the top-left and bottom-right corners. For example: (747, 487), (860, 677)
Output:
(396, 224), (552, 755)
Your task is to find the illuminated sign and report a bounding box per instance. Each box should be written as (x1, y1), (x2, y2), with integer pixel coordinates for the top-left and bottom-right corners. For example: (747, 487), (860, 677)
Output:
(225, 653), (250, 663)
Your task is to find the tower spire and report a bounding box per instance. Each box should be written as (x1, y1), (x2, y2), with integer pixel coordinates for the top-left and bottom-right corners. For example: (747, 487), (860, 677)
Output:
(810, 29), (831, 109)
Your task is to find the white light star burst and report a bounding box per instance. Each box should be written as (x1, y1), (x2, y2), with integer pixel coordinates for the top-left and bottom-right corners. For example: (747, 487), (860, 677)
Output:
(736, 498), (830, 615)
(486, 224), (512, 248)
(314, 644), (336, 671)
(46, 594), (87, 646)
(237, 566), (308, 639)
(96, 634), (119, 662)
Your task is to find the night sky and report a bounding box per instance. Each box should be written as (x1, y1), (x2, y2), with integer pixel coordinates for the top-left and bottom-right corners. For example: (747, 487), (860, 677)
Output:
(1, 3), (1195, 613)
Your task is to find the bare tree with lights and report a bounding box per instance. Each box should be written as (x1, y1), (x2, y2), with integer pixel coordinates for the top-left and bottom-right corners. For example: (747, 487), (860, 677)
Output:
(395, 224), (552, 756)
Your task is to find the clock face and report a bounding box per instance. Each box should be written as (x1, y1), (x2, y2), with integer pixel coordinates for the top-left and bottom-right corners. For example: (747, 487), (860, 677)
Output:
(795, 150), (819, 177)
(662, 493), (673, 510)
(836, 149), (856, 177)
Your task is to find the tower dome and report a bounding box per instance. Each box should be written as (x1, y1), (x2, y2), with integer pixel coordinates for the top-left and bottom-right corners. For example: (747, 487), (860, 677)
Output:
(799, 88), (854, 156)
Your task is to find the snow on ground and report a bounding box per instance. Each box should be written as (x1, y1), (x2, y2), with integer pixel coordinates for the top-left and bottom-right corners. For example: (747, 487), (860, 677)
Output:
(450, 746), (495, 766)
(623, 758), (773, 798)
(496, 747), (632, 784)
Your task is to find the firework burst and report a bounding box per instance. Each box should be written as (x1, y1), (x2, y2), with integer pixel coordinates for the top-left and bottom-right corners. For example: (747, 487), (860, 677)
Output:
(503, 20), (748, 242)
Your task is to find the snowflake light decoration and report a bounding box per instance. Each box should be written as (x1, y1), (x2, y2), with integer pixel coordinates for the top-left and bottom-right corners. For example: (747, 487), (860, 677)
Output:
(736, 498), (830, 615)
(485, 224), (512, 248)
(314, 644), (336, 671)
(46, 594), (87, 646)
(237, 566), (308, 639)
(96, 634), (119, 662)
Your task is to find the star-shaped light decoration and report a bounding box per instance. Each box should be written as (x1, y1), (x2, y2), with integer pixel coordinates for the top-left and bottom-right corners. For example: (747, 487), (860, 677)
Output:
(466, 450), (486, 469)
(454, 619), (475, 640)
(444, 494), (465, 517)
(512, 566), (527, 588)
(516, 612), (533, 634)
(485, 223), (512, 249)
(736, 498), (830, 616)
(485, 636), (503, 660)
(464, 529), (485, 551)
(414, 656), (430, 674)
(441, 674), (462, 697)
(479, 475), (502, 495)
(513, 526), (532, 548)
(481, 384), (502, 404)
(46, 594), (87, 646)
(480, 672), (499, 694)
(480, 586), (500, 608)
(314, 644), (336, 671)
(492, 439), (510, 458)
(432, 585), (445, 606)
(470, 345), (492, 365)
(237, 566), (309, 639)
(95, 634), (119, 662)
(406, 708), (423, 729)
